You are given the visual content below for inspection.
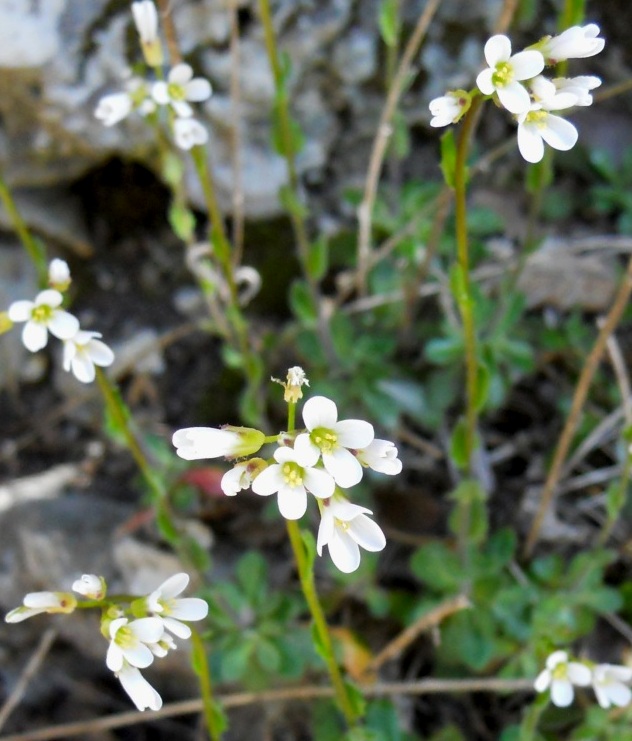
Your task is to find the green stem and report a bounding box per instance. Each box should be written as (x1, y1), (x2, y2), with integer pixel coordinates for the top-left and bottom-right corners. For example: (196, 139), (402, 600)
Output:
(0, 173), (47, 286)
(285, 519), (359, 726)
(191, 629), (224, 741)
(453, 98), (482, 471)
(284, 400), (359, 726)
(519, 692), (548, 741)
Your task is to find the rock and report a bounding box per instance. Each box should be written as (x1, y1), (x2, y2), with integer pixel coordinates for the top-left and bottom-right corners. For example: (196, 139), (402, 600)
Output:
(333, 29), (377, 84)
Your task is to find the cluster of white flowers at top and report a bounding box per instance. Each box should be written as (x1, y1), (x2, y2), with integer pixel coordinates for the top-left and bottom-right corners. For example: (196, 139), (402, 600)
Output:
(5, 572), (208, 712)
(94, 1), (212, 151)
(534, 650), (632, 709)
(173, 371), (402, 573)
(6, 259), (115, 383)
(429, 24), (605, 163)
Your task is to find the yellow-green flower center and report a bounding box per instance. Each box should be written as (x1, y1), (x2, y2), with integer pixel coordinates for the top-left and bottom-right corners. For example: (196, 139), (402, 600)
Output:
(492, 61), (513, 87)
(311, 427), (337, 454)
(525, 109), (548, 128)
(116, 625), (136, 648)
(551, 663), (568, 681)
(282, 462), (303, 488)
(31, 305), (53, 323)
(167, 83), (186, 101)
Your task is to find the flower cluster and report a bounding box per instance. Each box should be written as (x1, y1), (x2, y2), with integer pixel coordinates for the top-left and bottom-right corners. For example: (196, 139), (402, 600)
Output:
(173, 369), (402, 573)
(429, 24), (605, 163)
(94, 1), (211, 150)
(5, 572), (208, 711)
(534, 650), (632, 709)
(6, 259), (114, 383)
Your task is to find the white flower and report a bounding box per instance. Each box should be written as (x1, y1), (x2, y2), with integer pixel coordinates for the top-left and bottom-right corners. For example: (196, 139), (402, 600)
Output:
(429, 90), (471, 127)
(8, 289), (79, 352)
(63, 330), (115, 383)
(5, 591), (77, 623)
(516, 103), (578, 163)
(221, 459), (266, 496)
(173, 425), (265, 460)
(294, 396), (374, 488)
(72, 574), (106, 600)
(152, 64), (212, 118)
(48, 259), (71, 291)
(534, 650), (592, 707)
(173, 117), (208, 150)
(106, 617), (165, 672)
(356, 439), (402, 475)
(116, 663), (162, 711)
(476, 35), (545, 114)
(553, 75), (601, 106)
(148, 632), (177, 659)
(95, 92), (133, 127)
(251, 446), (335, 520)
(539, 24), (605, 64)
(529, 75), (577, 109)
(132, 1), (159, 44)
(592, 664), (632, 709)
(145, 573), (208, 639)
(317, 496), (386, 573)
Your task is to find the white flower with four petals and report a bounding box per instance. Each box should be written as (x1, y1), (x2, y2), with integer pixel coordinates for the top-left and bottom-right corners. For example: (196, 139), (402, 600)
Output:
(152, 64), (212, 118)
(63, 330), (115, 383)
(106, 616), (165, 672)
(534, 650), (592, 707)
(591, 663), (632, 709)
(8, 289), (79, 352)
(538, 23), (605, 64)
(145, 573), (209, 639)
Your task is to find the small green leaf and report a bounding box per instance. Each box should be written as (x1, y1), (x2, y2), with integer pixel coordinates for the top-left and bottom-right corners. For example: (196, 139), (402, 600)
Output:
(474, 362), (491, 411)
(289, 279), (317, 324)
(279, 184), (309, 218)
(450, 417), (469, 470)
(168, 203), (195, 241)
(378, 0), (399, 47)
(237, 551), (268, 601)
(410, 542), (463, 591)
(307, 235), (329, 280)
(425, 336), (464, 365)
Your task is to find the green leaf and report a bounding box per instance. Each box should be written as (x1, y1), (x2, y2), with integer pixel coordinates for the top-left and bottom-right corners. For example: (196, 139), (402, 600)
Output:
(449, 417), (469, 470)
(474, 362), (490, 411)
(410, 542), (463, 592)
(168, 203), (195, 241)
(279, 184), (309, 219)
(425, 336), (464, 365)
(237, 551), (268, 602)
(449, 263), (469, 309)
(255, 637), (282, 672)
(289, 279), (317, 325)
(440, 129), (457, 188)
(308, 235), (329, 280)
(448, 480), (488, 545)
(302, 529), (317, 574)
(378, 0), (399, 46)
(272, 104), (305, 157)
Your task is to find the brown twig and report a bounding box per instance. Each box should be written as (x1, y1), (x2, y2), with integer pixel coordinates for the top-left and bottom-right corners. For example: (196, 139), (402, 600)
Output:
(524, 255), (632, 557)
(156, 0), (182, 65)
(0, 678), (533, 741)
(362, 595), (471, 678)
(356, 0), (441, 295)
(0, 629), (57, 733)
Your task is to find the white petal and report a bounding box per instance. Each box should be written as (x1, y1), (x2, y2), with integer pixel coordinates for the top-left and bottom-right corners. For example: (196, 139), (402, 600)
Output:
(156, 573), (189, 600)
(122, 641), (154, 669)
(497, 80), (531, 114)
(517, 123), (544, 163)
(107, 642), (125, 672)
(172, 100), (194, 118)
(273, 446), (297, 464)
(47, 310), (80, 340)
(603, 683), (632, 708)
(594, 682), (611, 708)
(117, 666), (162, 711)
(323, 447), (363, 488)
(550, 679), (574, 707)
(169, 63), (193, 85)
(476, 68), (495, 95)
(184, 78), (212, 102)
(567, 662), (591, 686)
(36, 289), (63, 308)
(23, 592), (60, 609)
(151, 81), (170, 104)
(330, 500), (372, 520)
(71, 356), (96, 383)
(539, 115), (578, 151)
(484, 35), (511, 66)
(277, 484), (307, 520)
(534, 669), (551, 692)
(293, 433), (320, 465)
(317, 510), (335, 554)
(131, 617), (165, 644)
(510, 50), (545, 80)
(88, 339), (115, 366)
(251, 464), (283, 496)
(328, 528), (361, 573)
(302, 396), (338, 430)
(168, 597), (208, 621)
(8, 300), (34, 321)
(303, 467), (335, 498)
(172, 427), (239, 460)
(546, 650), (568, 669)
(162, 616), (192, 638)
(335, 419), (374, 449)
(22, 321), (48, 351)
(348, 514), (386, 552)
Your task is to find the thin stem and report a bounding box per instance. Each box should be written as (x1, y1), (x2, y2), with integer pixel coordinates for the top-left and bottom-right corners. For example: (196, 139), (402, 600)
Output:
(190, 630), (223, 741)
(228, 0), (246, 263)
(453, 97), (483, 470)
(356, 0), (441, 295)
(156, 0), (183, 65)
(285, 519), (359, 726)
(0, 173), (47, 286)
(524, 255), (632, 557)
(256, 0), (337, 365)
